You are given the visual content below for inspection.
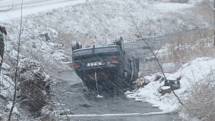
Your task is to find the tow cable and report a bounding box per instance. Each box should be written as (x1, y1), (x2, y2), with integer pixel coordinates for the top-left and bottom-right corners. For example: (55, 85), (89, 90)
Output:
(95, 71), (103, 98)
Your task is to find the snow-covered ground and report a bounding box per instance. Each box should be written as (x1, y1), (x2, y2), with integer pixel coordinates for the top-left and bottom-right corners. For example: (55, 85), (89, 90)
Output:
(1, 0), (208, 41)
(126, 57), (215, 112)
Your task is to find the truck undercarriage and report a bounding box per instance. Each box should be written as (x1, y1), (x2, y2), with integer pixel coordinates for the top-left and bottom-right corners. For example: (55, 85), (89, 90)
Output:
(72, 39), (139, 94)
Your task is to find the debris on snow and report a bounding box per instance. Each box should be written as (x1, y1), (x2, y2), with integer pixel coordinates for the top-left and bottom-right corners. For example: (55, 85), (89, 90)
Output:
(126, 57), (215, 112)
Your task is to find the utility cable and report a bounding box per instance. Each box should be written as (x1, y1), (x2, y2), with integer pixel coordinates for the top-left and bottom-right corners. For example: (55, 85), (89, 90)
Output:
(8, 0), (24, 120)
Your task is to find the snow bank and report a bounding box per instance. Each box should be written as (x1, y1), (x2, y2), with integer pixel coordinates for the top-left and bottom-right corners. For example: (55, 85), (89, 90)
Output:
(126, 57), (215, 112)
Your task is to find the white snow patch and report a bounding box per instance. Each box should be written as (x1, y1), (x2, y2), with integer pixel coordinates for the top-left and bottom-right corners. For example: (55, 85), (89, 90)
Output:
(6, 101), (19, 114)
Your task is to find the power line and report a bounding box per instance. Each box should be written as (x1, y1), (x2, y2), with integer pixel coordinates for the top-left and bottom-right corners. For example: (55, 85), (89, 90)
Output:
(8, 0), (24, 120)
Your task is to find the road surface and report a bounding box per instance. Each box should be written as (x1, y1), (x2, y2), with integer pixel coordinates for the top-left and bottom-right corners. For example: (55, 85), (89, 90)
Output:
(51, 70), (181, 121)
(0, 0), (86, 21)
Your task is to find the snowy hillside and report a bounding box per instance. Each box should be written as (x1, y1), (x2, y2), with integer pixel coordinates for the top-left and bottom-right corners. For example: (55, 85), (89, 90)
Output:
(0, 0), (208, 73)
(1, 0), (209, 65)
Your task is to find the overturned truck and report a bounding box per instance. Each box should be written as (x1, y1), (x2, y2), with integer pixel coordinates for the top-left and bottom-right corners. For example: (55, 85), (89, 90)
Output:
(72, 39), (139, 93)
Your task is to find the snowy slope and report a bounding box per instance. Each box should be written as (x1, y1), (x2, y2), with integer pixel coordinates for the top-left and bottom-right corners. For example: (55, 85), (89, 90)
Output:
(3, 0), (207, 45)
(1, 0), (208, 65)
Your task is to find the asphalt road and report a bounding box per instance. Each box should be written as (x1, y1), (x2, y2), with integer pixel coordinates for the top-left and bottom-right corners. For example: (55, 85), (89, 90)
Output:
(51, 70), (181, 121)
(0, 0), (86, 21)
(0, 0), (80, 10)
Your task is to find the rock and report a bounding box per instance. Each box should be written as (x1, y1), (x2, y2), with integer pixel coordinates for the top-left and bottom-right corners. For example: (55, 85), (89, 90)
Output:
(158, 76), (181, 95)
(158, 86), (172, 95)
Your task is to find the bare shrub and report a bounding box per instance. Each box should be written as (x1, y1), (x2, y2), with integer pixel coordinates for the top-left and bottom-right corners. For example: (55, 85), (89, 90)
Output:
(183, 81), (215, 121)
(18, 59), (50, 113)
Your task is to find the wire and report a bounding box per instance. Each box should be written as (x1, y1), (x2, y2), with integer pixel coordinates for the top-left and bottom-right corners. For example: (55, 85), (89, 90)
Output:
(7, 0), (24, 120)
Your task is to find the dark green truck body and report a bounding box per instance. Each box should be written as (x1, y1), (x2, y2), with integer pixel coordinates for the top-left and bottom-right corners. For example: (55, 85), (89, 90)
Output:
(72, 43), (139, 92)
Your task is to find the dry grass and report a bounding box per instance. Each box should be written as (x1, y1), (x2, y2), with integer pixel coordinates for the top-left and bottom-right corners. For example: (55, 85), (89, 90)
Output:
(183, 79), (215, 121)
(160, 29), (215, 65)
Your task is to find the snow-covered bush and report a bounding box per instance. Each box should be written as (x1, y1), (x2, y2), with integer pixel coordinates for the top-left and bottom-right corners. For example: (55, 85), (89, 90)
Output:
(183, 74), (215, 121)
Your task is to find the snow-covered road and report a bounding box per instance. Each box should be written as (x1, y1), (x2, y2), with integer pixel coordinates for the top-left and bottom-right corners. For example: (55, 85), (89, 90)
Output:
(0, 0), (86, 21)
